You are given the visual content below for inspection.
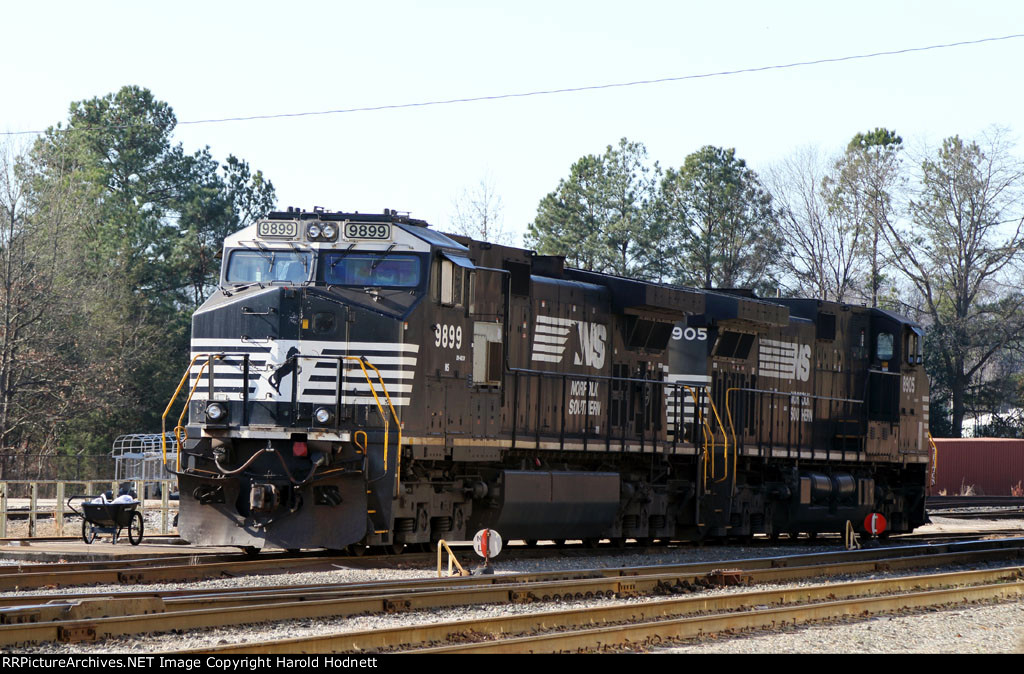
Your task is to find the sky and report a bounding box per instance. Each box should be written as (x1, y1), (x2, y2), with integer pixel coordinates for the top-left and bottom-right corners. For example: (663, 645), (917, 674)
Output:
(3, 1), (1023, 245)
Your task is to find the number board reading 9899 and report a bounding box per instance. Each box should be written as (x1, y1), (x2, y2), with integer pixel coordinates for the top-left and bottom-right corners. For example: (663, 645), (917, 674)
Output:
(257, 221), (299, 239)
(344, 222), (391, 240)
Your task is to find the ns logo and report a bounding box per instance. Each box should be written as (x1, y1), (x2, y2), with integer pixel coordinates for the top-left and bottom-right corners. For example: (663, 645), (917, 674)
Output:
(531, 316), (607, 370)
(573, 322), (607, 369)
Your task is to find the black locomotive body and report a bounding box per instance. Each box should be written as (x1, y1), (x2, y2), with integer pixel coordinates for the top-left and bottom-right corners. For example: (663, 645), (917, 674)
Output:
(173, 209), (930, 551)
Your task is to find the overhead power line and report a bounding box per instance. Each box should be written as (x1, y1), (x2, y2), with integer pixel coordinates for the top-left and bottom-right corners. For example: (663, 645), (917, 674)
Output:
(4, 32), (1023, 137)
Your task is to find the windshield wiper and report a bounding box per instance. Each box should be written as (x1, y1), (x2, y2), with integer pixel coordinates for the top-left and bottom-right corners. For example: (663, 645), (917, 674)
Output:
(371, 244), (397, 271)
(330, 244), (356, 269)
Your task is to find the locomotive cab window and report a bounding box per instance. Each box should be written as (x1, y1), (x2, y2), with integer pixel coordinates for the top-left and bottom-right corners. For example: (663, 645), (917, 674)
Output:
(876, 332), (894, 361)
(904, 328), (924, 365)
(322, 253), (421, 288)
(226, 249), (312, 284)
(436, 253), (474, 307)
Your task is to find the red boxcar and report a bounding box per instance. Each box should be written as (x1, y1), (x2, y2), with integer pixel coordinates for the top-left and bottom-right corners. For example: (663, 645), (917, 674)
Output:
(929, 438), (1024, 496)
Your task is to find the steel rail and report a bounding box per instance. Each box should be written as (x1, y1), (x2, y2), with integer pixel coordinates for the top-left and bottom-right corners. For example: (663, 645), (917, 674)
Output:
(0, 553), (355, 591)
(2, 536), (1023, 593)
(192, 566), (1024, 654)
(2, 543), (1022, 613)
(417, 578), (1024, 654)
(2, 543), (1024, 647)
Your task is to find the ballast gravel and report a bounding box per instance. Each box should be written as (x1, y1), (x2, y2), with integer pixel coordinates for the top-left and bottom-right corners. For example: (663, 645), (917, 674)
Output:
(3, 522), (1024, 654)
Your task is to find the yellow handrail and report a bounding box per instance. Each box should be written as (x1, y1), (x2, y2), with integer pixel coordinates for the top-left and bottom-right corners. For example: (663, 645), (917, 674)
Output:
(161, 353), (212, 467)
(927, 431), (938, 487)
(683, 385), (713, 491)
(342, 356), (400, 477)
(173, 356), (218, 472)
(705, 393), (729, 484)
(351, 357), (403, 492)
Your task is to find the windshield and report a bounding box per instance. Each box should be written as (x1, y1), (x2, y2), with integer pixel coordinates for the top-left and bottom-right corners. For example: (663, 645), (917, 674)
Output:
(323, 253), (421, 288)
(226, 249), (312, 284)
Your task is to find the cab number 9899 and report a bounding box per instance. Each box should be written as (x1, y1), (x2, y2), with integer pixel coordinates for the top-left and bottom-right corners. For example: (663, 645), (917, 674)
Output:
(257, 221), (298, 238)
(345, 223), (391, 240)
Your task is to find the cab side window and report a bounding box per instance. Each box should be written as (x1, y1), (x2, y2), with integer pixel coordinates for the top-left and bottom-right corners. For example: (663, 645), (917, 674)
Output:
(436, 257), (471, 308)
(904, 330), (922, 365)
(876, 332), (894, 361)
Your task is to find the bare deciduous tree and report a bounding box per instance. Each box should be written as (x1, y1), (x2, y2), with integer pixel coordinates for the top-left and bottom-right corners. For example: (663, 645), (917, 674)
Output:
(0, 138), (88, 460)
(768, 146), (865, 302)
(884, 130), (1024, 436)
(450, 174), (515, 246)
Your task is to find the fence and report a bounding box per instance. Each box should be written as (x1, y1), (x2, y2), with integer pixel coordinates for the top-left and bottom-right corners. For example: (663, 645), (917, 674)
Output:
(0, 479), (178, 538)
(0, 453), (117, 488)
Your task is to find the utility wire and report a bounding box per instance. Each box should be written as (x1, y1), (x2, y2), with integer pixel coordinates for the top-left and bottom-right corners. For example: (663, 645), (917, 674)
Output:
(4, 32), (1023, 137)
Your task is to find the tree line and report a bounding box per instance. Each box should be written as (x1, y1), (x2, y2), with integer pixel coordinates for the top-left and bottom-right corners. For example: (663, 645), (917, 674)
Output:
(526, 132), (1024, 439)
(0, 85), (275, 474)
(1, 85), (1022, 480)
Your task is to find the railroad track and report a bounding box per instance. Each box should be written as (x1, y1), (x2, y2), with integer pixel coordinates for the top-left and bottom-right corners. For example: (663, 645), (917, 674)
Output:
(203, 566), (1024, 654)
(2, 538), (1023, 650)
(1, 529), (1022, 591)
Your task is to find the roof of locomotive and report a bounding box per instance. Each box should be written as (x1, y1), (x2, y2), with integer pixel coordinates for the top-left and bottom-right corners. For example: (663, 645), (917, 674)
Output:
(774, 297), (922, 329)
(264, 208), (430, 227)
(226, 208), (468, 255)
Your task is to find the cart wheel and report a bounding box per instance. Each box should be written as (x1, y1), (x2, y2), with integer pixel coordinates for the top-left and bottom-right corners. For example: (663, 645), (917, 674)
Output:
(128, 511), (144, 546)
(81, 518), (95, 544)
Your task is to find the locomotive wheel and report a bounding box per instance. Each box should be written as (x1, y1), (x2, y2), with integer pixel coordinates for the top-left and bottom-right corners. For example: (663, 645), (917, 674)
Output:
(610, 537), (626, 548)
(523, 539), (538, 548)
(81, 518), (95, 544)
(241, 546), (260, 558)
(128, 511), (144, 546)
(583, 538), (600, 549)
(347, 543), (367, 557)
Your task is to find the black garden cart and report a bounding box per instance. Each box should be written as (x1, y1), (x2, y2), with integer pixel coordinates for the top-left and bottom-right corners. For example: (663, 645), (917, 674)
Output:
(67, 495), (144, 545)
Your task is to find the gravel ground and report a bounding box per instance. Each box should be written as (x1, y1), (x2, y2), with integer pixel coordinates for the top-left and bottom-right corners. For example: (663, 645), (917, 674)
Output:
(2, 516), (1023, 654)
(657, 601), (1024, 654)
(3, 539), (1024, 654)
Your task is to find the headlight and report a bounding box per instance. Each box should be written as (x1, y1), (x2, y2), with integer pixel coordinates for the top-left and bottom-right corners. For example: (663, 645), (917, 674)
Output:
(206, 402), (227, 422)
(314, 407), (333, 425)
(320, 223), (337, 240)
(307, 223), (322, 240)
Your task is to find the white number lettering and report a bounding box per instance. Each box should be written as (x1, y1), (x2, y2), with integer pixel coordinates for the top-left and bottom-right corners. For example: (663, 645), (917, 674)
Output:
(672, 326), (708, 341)
(435, 323), (464, 351)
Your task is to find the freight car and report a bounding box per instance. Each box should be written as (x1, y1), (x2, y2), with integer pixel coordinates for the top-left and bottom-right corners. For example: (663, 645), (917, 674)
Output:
(165, 208), (930, 552)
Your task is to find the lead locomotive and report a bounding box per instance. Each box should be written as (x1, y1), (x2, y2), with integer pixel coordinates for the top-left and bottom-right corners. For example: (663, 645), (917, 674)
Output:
(171, 208), (930, 552)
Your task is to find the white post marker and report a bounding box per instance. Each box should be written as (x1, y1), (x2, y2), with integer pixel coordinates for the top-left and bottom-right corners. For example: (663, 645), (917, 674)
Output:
(472, 528), (502, 561)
